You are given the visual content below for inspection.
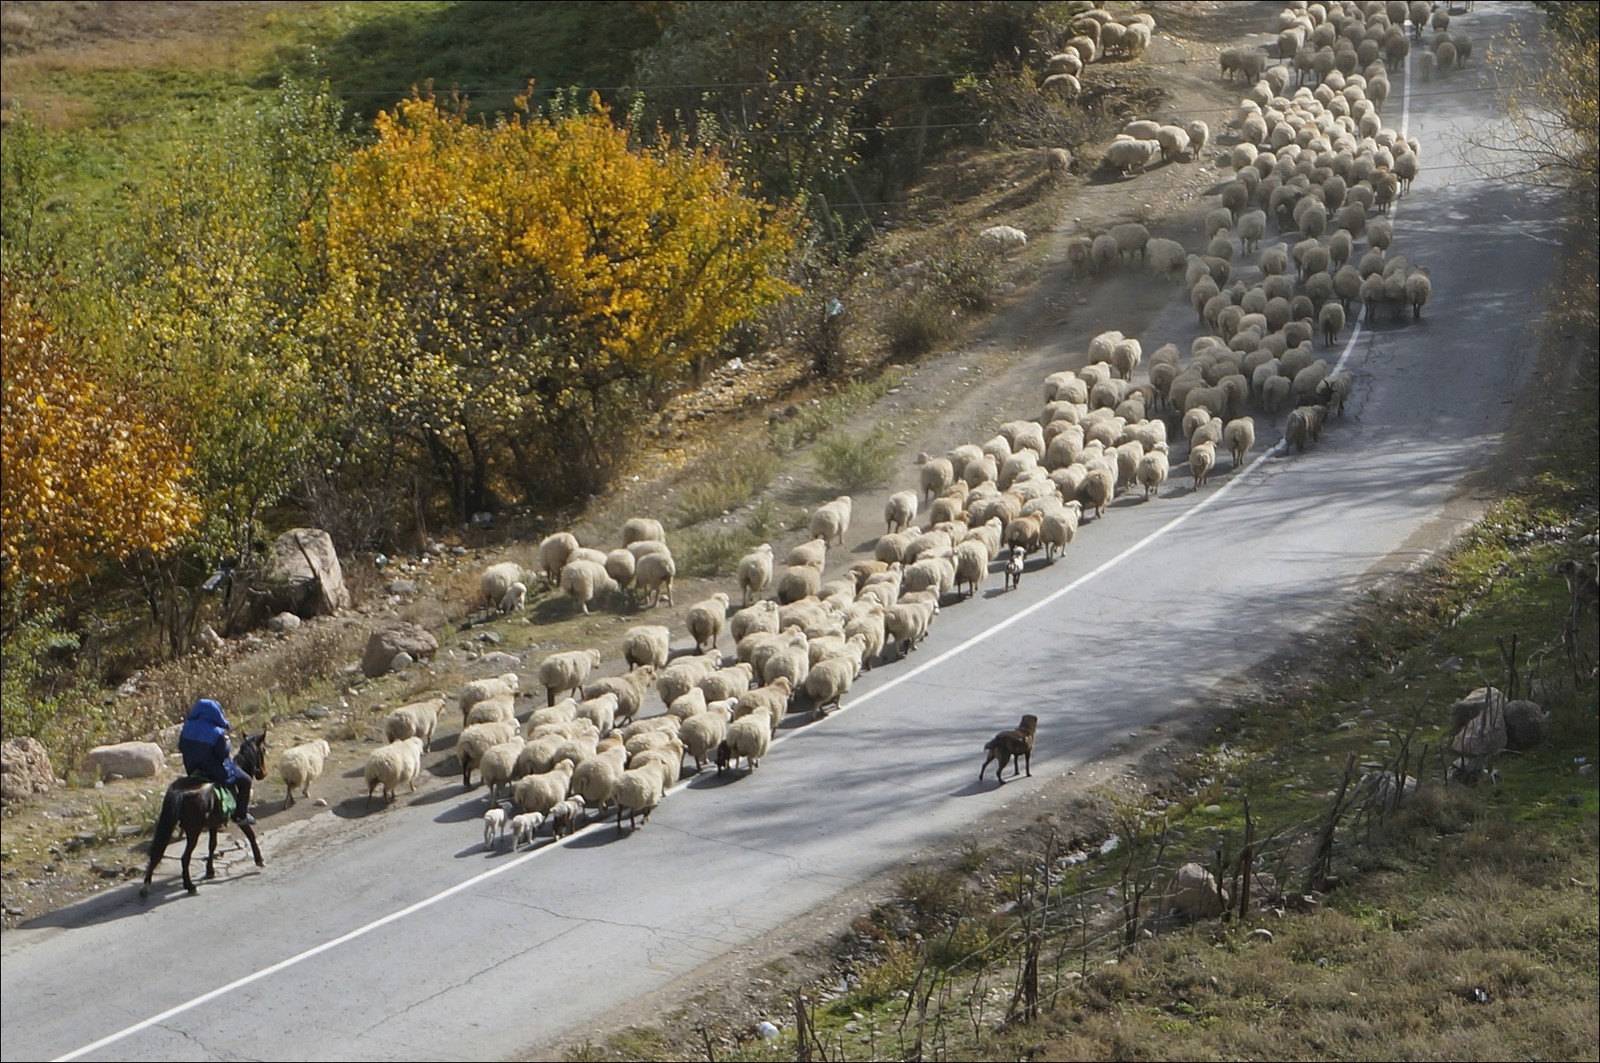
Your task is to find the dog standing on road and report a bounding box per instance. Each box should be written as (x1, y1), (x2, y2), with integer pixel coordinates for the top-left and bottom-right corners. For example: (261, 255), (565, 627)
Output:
(979, 713), (1038, 784)
(1003, 546), (1025, 591)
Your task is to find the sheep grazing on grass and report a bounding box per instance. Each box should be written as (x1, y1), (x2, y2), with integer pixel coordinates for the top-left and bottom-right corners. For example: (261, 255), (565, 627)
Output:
(736, 543), (774, 606)
(622, 624), (671, 671)
(384, 697), (442, 752)
(364, 736), (424, 809)
(539, 648), (603, 706)
(480, 562), (524, 612)
(509, 810), (545, 850)
(1106, 137), (1161, 177)
(560, 558), (617, 615)
(277, 739), (330, 809)
(718, 706), (773, 775)
(686, 592), (731, 653)
(809, 496), (854, 546)
(621, 517), (666, 546)
(604, 548), (636, 593)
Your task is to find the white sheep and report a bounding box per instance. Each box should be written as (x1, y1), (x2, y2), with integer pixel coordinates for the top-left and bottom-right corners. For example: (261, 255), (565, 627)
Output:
(1135, 447), (1169, 499)
(699, 662), (755, 702)
(1146, 238), (1188, 281)
(537, 532), (579, 585)
(884, 598), (939, 660)
(803, 636), (867, 717)
(978, 225), (1028, 255)
(497, 582), (527, 614)
(458, 671), (520, 721)
(1223, 418), (1257, 468)
(570, 736), (629, 811)
(464, 693), (516, 727)
(583, 666), (655, 727)
(622, 624), (672, 671)
(719, 706), (773, 774)
(1106, 137), (1161, 176)
(1189, 439), (1218, 488)
(574, 691), (619, 734)
(1186, 120), (1211, 159)
(809, 496), (853, 546)
(457, 719), (518, 788)
(479, 736), (527, 804)
(485, 801), (517, 848)
(656, 650), (724, 706)
(559, 558), (617, 615)
(1405, 267), (1431, 319)
(686, 592), (731, 653)
(1156, 124), (1191, 163)
(634, 549), (677, 607)
(736, 543), (774, 606)
(383, 697), (441, 752)
(547, 795), (588, 839)
(613, 762), (666, 830)
(539, 648), (603, 706)
(512, 758), (577, 815)
(480, 562), (524, 611)
(277, 738), (331, 808)
(604, 548), (636, 592)
(621, 517), (666, 546)
(884, 490), (920, 534)
(680, 701), (734, 773)
(364, 736), (424, 808)
(509, 810), (545, 850)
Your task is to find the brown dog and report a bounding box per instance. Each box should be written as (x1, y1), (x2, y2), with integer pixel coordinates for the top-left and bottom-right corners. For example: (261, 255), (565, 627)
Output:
(979, 714), (1037, 784)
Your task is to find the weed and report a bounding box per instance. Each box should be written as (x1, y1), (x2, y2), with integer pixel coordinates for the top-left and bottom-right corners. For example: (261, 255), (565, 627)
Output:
(814, 425), (896, 493)
(674, 449), (782, 527)
(674, 527), (758, 579)
(92, 798), (119, 842)
(769, 371), (902, 453)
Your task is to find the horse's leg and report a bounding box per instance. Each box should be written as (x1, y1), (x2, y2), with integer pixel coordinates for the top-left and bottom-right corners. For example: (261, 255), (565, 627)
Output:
(203, 823), (219, 881)
(240, 822), (265, 868)
(141, 843), (164, 899)
(181, 829), (201, 894)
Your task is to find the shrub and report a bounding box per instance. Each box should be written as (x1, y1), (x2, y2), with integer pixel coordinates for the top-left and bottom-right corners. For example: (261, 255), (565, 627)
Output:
(674, 448), (782, 527)
(814, 426), (896, 492)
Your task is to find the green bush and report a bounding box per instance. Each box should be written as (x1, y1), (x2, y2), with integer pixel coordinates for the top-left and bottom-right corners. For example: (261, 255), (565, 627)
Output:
(814, 425), (897, 492)
(673, 448), (782, 527)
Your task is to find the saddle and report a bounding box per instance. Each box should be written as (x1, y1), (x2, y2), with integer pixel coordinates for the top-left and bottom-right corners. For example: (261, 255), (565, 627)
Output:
(178, 776), (238, 820)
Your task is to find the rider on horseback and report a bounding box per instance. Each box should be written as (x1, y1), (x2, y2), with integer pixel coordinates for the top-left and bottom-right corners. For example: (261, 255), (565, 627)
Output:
(178, 698), (256, 826)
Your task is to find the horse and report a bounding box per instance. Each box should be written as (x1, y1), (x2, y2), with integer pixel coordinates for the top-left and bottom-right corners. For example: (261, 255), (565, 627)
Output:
(141, 731), (268, 897)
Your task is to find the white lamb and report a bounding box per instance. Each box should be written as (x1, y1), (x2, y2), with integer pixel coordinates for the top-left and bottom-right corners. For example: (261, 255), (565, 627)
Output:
(686, 592), (731, 653)
(539, 648), (603, 706)
(736, 543), (774, 605)
(485, 801), (517, 848)
(277, 738), (331, 809)
(479, 562), (524, 612)
(364, 736), (424, 808)
(509, 810), (545, 850)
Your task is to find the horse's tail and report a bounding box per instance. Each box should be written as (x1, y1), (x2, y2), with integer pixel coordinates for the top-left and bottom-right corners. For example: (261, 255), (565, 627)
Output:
(148, 784), (185, 862)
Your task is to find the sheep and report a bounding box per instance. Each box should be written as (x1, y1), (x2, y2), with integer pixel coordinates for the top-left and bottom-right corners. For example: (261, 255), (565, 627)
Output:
(656, 651), (724, 707)
(485, 800), (517, 848)
(979, 225), (1028, 255)
(512, 758), (577, 815)
(1106, 137), (1162, 177)
(730, 599), (782, 647)
(479, 735), (527, 804)
(457, 719), (518, 788)
(1186, 119), (1211, 159)
(1040, 72), (1082, 100)
(539, 648), (603, 706)
(883, 489), (920, 535)
(384, 697), (442, 751)
(735, 543), (774, 606)
(582, 666), (655, 727)
(1156, 124), (1191, 164)
(809, 496), (854, 546)
(570, 736), (629, 811)
(699, 662), (755, 702)
(1091, 233), (1120, 274)
(951, 539), (989, 599)
(613, 762), (666, 830)
(1405, 267), (1432, 319)
(1315, 370), (1355, 416)
(538, 532), (580, 585)
(884, 598), (939, 660)
(458, 671), (520, 721)
(634, 549), (677, 607)
(735, 676), (794, 728)
(803, 636), (867, 717)
(621, 517), (666, 546)
(544, 794), (587, 840)
(718, 706), (773, 774)
(509, 810), (545, 850)
(560, 558), (617, 614)
(364, 736), (424, 808)
(277, 738), (330, 809)
(480, 562), (524, 612)
(622, 624), (671, 671)
(464, 693), (516, 727)
(1189, 439), (1218, 488)
(776, 564), (823, 604)
(1109, 223), (1151, 265)
(667, 686), (708, 722)
(1040, 501), (1083, 560)
(603, 548), (636, 592)
(1285, 404), (1328, 451)
(1223, 418), (1257, 468)
(1318, 302), (1346, 347)
(1146, 238), (1188, 281)
(679, 702), (734, 773)
(1066, 235), (1095, 279)
(1135, 447), (1170, 499)
(684, 592), (731, 654)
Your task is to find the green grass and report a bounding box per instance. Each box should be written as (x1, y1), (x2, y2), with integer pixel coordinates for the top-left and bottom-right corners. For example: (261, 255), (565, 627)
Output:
(813, 425), (898, 493)
(672, 448), (783, 528)
(769, 370), (902, 453)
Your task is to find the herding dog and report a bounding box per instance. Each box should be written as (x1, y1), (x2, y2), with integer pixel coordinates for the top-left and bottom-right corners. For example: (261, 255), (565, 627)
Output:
(1003, 546), (1025, 591)
(979, 714), (1038, 784)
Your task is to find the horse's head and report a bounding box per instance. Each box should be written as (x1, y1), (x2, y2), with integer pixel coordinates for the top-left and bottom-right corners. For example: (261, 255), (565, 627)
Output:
(239, 731), (269, 780)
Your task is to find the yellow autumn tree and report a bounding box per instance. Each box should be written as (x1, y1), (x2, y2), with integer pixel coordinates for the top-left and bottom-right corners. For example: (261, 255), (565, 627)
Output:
(0, 278), (201, 616)
(313, 92), (799, 514)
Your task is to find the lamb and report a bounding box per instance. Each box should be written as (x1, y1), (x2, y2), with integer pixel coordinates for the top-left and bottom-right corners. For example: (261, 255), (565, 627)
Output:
(1223, 418), (1257, 468)
(539, 648), (603, 706)
(978, 225), (1028, 255)
(1066, 235), (1095, 279)
(512, 758), (577, 815)
(497, 581), (527, 614)
(384, 697), (442, 751)
(509, 810), (545, 850)
(736, 543), (774, 605)
(457, 719), (518, 788)
(559, 558), (617, 615)
(622, 624), (671, 671)
(809, 496), (854, 546)
(484, 800), (517, 848)
(364, 736), (424, 808)
(718, 706), (773, 774)
(537, 532), (580, 586)
(685, 592), (731, 654)
(277, 738), (331, 808)
(633, 549), (677, 607)
(884, 489), (920, 535)
(582, 666), (655, 728)
(547, 795), (588, 839)
(621, 517), (666, 546)
(479, 562), (524, 612)
(1189, 439), (1218, 488)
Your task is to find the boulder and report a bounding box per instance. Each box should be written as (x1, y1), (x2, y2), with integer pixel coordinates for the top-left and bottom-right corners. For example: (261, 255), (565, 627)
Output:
(81, 741), (165, 781)
(268, 612), (303, 633)
(269, 528), (351, 615)
(1168, 861), (1229, 918)
(1, 737), (58, 800)
(362, 623), (438, 678)
(1503, 700), (1549, 750)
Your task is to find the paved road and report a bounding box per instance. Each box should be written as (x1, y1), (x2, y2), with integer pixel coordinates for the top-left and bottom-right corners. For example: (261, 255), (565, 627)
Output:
(0, 3), (1562, 1060)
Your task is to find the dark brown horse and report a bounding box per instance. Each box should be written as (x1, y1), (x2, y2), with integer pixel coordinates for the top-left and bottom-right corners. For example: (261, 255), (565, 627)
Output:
(141, 731), (267, 897)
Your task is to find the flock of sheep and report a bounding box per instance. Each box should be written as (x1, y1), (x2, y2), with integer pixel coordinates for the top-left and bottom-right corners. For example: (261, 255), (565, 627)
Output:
(270, 0), (1451, 854)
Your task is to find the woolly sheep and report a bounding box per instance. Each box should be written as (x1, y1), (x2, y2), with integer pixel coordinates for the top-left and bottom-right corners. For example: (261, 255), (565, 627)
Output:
(480, 562), (524, 612)
(539, 648), (603, 706)
(979, 225), (1028, 255)
(384, 697), (442, 751)
(1109, 223), (1151, 265)
(719, 706), (773, 774)
(1223, 418), (1257, 468)
(570, 736), (630, 810)
(613, 762), (666, 830)
(560, 558), (617, 615)
(1319, 302), (1346, 346)
(583, 666), (655, 727)
(699, 662), (754, 702)
(547, 794), (587, 839)
(621, 517), (666, 546)
(634, 549), (677, 607)
(1091, 233), (1120, 273)
(458, 671), (520, 720)
(656, 650), (724, 707)
(1135, 448), (1170, 499)
(1405, 267), (1431, 319)
(622, 624), (671, 671)
(686, 592), (731, 653)
(776, 564), (823, 604)
(679, 702), (733, 773)
(602, 548), (636, 592)
(1106, 137), (1161, 176)
(1186, 120), (1211, 159)
(1285, 404), (1328, 451)
(1315, 370), (1355, 416)
(803, 636), (867, 716)
(1146, 238), (1188, 281)
(509, 810), (545, 850)
(364, 736), (424, 808)
(465, 693), (516, 727)
(512, 758), (577, 815)
(881, 489), (919, 535)
(458, 719), (518, 788)
(730, 599), (782, 646)
(885, 598), (939, 660)
(1040, 501), (1083, 560)
(735, 676), (794, 728)
(538, 532), (580, 585)
(1156, 124), (1191, 163)
(1189, 439), (1218, 488)
(479, 735), (527, 804)
(277, 738), (330, 809)
(809, 496), (853, 546)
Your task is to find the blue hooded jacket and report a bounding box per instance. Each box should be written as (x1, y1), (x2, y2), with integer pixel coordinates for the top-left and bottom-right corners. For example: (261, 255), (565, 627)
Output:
(178, 698), (244, 787)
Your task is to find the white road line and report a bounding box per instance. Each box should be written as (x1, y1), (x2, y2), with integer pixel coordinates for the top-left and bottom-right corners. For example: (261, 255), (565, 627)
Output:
(55, 24), (1415, 1063)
